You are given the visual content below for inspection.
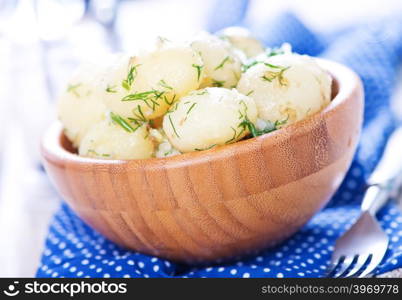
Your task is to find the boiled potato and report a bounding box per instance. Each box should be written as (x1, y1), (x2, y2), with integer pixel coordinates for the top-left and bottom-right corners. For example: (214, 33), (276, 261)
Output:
(149, 128), (181, 158)
(190, 32), (242, 89)
(163, 87), (257, 152)
(79, 116), (154, 160)
(100, 41), (204, 120)
(237, 53), (332, 126)
(217, 27), (264, 58)
(57, 63), (107, 147)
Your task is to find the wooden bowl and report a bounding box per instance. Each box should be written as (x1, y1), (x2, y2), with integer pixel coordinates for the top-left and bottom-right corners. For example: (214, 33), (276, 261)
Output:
(41, 59), (364, 264)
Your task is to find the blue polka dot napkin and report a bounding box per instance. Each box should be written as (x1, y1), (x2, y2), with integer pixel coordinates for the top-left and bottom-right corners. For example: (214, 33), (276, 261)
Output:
(37, 11), (402, 278)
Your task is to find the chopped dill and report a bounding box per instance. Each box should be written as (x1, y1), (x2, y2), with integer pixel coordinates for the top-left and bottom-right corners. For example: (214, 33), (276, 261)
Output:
(195, 144), (217, 151)
(122, 90), (158, 101)
(192, 64), (203, 81)
(122, 90), (162, 111)
(214, 56), (232, 70)
(168, 115), (180, 138)
(186, 102), (197, 115)
(241, 60), (259, 72)
(158, 79), (173, 90)
(261, 64), (290, 86)
(212, 79), (225, 87)
(106, 85), (117, 93)
(167, 102), (179, 113)
(67, 83), (81, 97)
(196, 90), (208, 95)
(157, 36), (171, 43)
(88, 149), (110, 158)
(246, 90), (254, 96)
(241, 44), (287, 72)
(225, 127), (237, 144)
(110, 112), (137, 133)
(128, 105), (147, 125)
(122, 64), (140, 91)
(163, 94), (174, 105)
(164, 149), (174, 156)
(88, 149), (98, 155)
(239, 117), (288, 137)
(265, 47), (286, 57)
(238, 100), (248, 120)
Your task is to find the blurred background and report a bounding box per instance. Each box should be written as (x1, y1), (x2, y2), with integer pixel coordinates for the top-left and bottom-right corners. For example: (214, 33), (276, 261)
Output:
(1, 0), (402, 277)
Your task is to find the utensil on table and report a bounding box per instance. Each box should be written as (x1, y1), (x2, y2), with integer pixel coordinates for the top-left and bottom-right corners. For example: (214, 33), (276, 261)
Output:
(327, 127), (402, 278)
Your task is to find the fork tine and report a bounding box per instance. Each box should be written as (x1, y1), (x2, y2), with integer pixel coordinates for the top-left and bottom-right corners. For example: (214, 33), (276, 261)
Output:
(333, 256), (355, 278)
(325, 260), (341, 277)
(344, 254), (370, 277)
(359, 254), (380, 278)
(325, 254), (346, 277)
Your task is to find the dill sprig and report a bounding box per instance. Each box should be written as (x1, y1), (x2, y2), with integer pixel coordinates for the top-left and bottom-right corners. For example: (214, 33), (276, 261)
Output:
(212, 79), (225, 87)
(122, 90), (158, 101)
(110, 112), (138, 133)
(122, 64), (140, 91)
(214, 56), (232, 70)
(192, 64), (203, 81)
(122, 90), (162, 111)
(67, 83), (81, 97)
(168, 115), (180, 138)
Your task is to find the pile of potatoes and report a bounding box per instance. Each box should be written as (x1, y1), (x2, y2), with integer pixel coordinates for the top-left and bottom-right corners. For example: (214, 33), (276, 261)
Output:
(58, 28), (332, 160)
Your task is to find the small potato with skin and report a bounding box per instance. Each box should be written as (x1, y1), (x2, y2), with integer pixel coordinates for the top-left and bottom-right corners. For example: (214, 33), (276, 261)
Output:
(100, 42), (204, 121)
(163, 87), (257, 153)
(218, 27), (264, 58)
(79, 118), (154, 160)
(57, 63), (107, 147)
(191, 32), (242, 89)
(237, 53), (332, 126)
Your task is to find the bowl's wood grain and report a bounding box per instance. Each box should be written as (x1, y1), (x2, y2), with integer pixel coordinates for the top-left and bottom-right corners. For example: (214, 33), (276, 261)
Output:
(41, 59), (364, 263)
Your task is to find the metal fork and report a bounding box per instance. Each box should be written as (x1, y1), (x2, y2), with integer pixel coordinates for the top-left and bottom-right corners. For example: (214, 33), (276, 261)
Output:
(327, 127), (402, 278)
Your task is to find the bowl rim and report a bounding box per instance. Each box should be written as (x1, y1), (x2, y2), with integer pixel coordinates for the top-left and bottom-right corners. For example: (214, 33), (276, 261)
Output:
(41, 58), (362, 167)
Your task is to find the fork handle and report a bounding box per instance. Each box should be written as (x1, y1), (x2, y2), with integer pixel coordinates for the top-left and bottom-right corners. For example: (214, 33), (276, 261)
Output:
(361, 184), (389, 215)
(362, 127), (402, 215)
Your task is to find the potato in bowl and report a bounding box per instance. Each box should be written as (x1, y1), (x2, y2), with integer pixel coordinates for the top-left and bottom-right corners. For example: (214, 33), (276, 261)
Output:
(42, 31), (364, 263)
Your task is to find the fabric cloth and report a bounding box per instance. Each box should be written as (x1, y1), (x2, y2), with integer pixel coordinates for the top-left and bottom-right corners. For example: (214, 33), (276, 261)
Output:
(37, 10), (402, 278)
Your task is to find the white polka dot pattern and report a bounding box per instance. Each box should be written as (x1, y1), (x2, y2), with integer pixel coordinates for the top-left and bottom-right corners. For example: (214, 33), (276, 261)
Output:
(35, 203), (402, 278)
